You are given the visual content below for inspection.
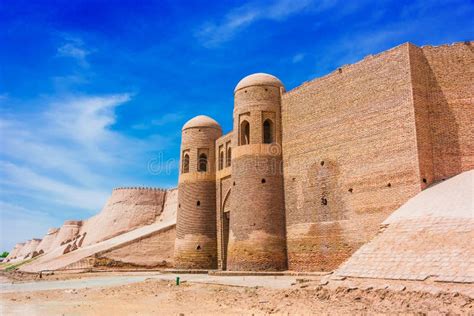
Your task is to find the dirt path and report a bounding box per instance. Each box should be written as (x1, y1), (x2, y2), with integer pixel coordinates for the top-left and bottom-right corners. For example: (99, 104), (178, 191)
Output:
(1, 272), (472, 315)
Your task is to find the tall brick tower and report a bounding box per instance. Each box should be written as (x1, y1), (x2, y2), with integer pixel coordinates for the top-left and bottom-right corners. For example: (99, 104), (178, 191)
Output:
(174, 115), (222, 269)
(227, 73), (288, 271)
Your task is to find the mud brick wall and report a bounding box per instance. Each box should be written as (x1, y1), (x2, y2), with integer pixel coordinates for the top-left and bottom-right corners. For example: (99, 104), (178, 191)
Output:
(281, 44), (423, 271)
(419, 42), (474, 181)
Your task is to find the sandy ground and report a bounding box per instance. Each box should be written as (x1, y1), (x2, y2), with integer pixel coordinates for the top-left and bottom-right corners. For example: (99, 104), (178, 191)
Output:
(1, 271), (473, 315)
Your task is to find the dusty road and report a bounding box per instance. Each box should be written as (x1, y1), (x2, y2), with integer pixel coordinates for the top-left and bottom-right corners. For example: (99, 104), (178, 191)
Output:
(1, 271), (472, 315)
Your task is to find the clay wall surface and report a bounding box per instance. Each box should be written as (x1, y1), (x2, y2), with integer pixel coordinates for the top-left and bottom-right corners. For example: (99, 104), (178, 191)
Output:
(157, 188), (178, 225)
(35, 228), (59, 255)
(50, 220), (82, 250)
(6, 243), (25, 260)
(281, 44), (423, 271)
(80, 188), (167, 246)
(17, 239), (41, 259)
(98, 225), (176, 268)
(417, 42), (474, 181)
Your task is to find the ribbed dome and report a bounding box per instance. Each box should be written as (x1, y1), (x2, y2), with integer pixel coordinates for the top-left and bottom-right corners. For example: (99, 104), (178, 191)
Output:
(234, 73), (284, 92)
(182, 115), (221, 131)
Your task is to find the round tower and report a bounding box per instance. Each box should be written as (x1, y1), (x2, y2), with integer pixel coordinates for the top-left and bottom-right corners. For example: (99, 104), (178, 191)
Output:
(227, 73), (288, 271)
(174, 115), (222, 269)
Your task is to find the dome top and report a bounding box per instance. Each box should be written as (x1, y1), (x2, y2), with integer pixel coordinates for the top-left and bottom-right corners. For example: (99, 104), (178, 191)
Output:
(234, 73), (284, 92)
(182, 115), (221, 131)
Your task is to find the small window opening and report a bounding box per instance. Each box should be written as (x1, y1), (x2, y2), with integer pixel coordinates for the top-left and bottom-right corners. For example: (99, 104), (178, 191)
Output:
(320, 161), (325, 166)
(348, 188), (353, 193)
(422, 178), (427, 183)
(261, 178), (266, 183)
(197, 201), (201, 206)
(196, 245), (201, 250)
(233, 181), (236, 186)
(387, 183), (392, 188)
(182, 154), (190, 174)
(226, 147), (232, 167)
(263, 119), (274, 144)
(219, 151), (224, 170)
(240, 120), (250, 145)
(198, 153), (207, 172)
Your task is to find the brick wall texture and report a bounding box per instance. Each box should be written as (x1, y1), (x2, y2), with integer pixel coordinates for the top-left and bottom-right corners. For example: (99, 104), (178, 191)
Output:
(279, 42), (473, 271)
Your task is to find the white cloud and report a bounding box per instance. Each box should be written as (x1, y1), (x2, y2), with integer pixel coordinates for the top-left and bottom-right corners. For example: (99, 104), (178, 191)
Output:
(57, 36), (91, 67)
(196, 0), (329, 47)
(0, 92), (179, 250)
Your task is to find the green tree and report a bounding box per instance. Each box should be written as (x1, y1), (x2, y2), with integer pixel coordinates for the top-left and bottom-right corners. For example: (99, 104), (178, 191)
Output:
(1, 251), (9, 258)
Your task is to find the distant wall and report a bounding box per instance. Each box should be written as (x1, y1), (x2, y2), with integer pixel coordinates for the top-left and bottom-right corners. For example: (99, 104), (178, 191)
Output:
(35, 228), (59, 255)
(282, 44), (424, 271)
(80, 188), (167, 246)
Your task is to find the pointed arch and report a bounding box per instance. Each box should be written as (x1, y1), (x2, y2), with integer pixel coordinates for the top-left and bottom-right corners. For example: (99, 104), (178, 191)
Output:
(240, 120), (250, 145)
(198, 153), (207, 172)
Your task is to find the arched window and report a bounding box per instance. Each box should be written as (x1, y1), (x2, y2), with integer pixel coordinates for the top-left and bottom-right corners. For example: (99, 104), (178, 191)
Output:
(240, 120), (250, 145)
(226, 147), (231, 167)
(182, 154), (190, 173)
(263, 119), (274, 144)
(198, 153), (207, 172)
(219, 151), (224, 170)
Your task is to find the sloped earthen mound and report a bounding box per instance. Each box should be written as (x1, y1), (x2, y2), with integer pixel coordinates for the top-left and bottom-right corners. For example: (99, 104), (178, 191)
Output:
(335, 171), (473, 283)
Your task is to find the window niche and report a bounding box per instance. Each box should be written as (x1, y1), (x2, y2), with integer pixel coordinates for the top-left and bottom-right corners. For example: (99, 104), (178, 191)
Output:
(240, 120), (250, 145)
(182, 152), (190, 174)
(263, 119), (274, 144)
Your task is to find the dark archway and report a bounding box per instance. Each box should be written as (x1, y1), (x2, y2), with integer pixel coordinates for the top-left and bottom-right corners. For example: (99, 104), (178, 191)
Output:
(198, 153), (207, 172)
(263, 119), (274, 144)
(240, 120), (250, 145)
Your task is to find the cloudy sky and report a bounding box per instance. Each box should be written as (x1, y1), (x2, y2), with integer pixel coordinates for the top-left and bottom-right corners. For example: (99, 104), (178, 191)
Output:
(0, 0), (473, 251)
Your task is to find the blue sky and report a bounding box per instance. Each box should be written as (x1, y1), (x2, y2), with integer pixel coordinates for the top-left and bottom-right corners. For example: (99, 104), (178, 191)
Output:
(0, 0), (473, 251)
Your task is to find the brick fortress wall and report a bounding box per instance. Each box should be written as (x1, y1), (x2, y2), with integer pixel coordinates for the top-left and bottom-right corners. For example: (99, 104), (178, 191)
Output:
(281, 44), (424, 271)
